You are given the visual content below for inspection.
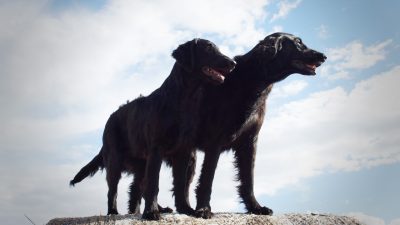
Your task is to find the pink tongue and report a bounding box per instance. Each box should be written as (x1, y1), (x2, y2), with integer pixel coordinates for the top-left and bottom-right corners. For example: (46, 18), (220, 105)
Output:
(306, 64), (316, 70)
(215, 74), (225, 82)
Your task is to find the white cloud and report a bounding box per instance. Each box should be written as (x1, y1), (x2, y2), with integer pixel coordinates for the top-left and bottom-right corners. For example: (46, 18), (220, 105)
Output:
(323, 39), (392, 80)
(316, 24), (329, 39)
(329, 40), (392, 70)
(270, 0), (302, 22)
(253, 65), (400, 195)
(271, 25), (284, 33)
(270, 80), (308, 98)
(390, 219), (400, 225)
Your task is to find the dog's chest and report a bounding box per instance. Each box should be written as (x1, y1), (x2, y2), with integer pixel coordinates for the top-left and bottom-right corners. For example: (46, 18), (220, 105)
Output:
(230, 109), (263, 141)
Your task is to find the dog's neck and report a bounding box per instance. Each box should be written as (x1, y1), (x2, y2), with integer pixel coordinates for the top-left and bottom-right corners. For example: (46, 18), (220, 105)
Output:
(232, 53), (292, 88)
(228, 57), (271, 95)
(160, 63), (203, 97)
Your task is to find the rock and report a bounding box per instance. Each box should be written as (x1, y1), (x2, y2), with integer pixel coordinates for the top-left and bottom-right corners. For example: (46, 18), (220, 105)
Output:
(46, 213), (363, 225)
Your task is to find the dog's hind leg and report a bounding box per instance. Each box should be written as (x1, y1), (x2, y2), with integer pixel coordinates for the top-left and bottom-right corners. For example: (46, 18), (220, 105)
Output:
(106, 159), (122, 215)
(128, 160), (145, 215)
(128, 159), (173, 214)
(172, 149), (196, 215)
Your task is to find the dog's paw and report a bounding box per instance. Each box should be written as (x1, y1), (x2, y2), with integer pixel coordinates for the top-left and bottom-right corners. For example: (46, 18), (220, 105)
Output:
(195, 207), (213, 219)
(158, 205), (173, 213)
(248, 206), (273, 215)
(107, 209), (119, 215)
(128, 205), (141, 215)
(142, 209), (161, 220)
(176, 205), (195, 216)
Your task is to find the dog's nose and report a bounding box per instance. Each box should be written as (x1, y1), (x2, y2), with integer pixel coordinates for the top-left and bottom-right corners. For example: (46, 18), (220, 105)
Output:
(313, 51), (327, 62)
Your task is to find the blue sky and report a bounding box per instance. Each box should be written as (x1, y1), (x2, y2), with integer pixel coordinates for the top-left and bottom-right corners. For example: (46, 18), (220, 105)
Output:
(264, 163), (400, 222)
(0, 0), (399, 225)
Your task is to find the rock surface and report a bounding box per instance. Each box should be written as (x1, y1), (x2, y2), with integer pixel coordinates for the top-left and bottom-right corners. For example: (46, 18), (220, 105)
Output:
(47, 213), (364, 225)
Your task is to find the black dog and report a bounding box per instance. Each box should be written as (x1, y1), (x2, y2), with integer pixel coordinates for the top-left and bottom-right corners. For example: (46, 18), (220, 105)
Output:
(70, 39), (235, 220)
(186, 32), (327, 218)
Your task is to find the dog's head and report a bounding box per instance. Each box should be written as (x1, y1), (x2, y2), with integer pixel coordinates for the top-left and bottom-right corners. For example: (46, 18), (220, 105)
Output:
(172, 39), (236, 84)
(240, 32), (326, 81)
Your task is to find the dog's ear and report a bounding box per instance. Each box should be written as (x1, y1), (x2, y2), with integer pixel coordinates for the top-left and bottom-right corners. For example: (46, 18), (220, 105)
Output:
(172, 39), (198, 71)
(257, 35), (285, 60)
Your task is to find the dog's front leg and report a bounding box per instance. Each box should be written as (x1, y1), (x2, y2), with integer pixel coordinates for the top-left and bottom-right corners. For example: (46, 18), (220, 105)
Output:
(194, 149), (220, 219)
(142, 149), (163, 220)
(233, 134), (273, 216)
(172, 149), (196, 215)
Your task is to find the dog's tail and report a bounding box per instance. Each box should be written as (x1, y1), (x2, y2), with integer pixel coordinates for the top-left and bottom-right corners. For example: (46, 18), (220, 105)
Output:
(70, 148), (104, 186)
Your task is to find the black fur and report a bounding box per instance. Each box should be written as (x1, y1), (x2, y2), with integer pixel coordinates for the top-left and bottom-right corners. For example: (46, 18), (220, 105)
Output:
(190, 32), (327, 218)
(70, 38), (235, 220)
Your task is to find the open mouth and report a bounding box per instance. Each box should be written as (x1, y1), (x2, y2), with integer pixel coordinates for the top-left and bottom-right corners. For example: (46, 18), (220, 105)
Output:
(202, 67), (228, 84)
(292, 60), (323, 75)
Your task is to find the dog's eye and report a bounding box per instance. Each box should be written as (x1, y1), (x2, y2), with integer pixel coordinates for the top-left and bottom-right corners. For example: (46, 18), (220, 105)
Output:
(294, 38), (306, 49)
(206, 43), (214, 53)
